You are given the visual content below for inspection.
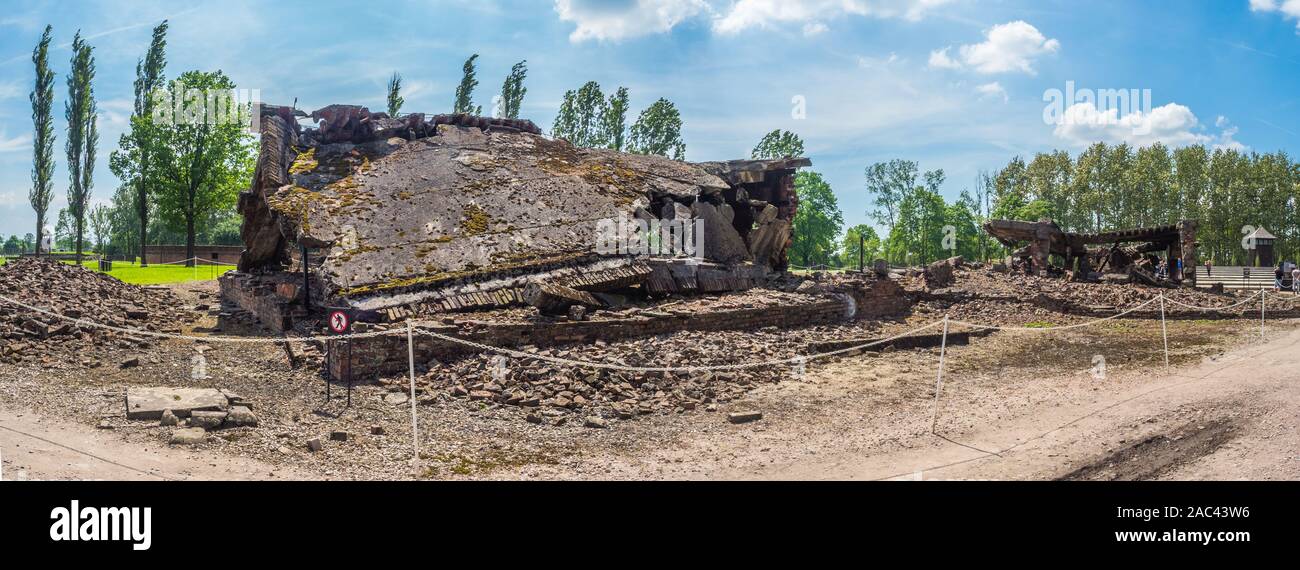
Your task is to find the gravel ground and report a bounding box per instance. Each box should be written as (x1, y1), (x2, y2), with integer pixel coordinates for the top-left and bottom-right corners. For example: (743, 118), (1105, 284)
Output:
(2, 262), (1292, 480)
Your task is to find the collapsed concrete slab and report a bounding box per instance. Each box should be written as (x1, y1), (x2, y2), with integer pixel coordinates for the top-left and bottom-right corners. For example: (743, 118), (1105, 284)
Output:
(125, 387), (229, 420)
(984, 218), (1197, 285)
(225, 104), (811, 330)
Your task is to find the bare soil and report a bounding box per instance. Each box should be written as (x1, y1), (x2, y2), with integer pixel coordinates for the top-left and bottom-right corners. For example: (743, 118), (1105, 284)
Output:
(2, 279), (1298, 481)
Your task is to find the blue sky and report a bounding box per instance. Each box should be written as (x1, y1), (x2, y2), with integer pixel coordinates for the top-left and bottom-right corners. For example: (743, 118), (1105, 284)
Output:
(1, 0), (1298, 239)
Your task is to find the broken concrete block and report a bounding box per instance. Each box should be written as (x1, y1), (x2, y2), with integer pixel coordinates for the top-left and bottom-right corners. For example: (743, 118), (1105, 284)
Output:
(120, 357), (140, 369)
(691, 201), (750, 264)
(584, 416), (608, 429)
(189, 410), (228, 431)
(522, 281), (603, 315)
(330, 430), (349, 442)
(306, 438), (323, 452)
(224, 406), (259, 428)
(159, 409), (179, 427)
(126, 387), (229, 420)
(727, 411), (763, 424)
(169, 427), (207, 445)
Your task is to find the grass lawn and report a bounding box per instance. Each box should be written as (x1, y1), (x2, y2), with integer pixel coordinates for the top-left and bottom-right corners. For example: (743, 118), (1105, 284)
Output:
(75, 260), (235, 285)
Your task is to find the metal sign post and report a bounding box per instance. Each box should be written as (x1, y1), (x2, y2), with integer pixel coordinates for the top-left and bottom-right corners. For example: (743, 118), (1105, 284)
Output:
(328, 309), (352, 404)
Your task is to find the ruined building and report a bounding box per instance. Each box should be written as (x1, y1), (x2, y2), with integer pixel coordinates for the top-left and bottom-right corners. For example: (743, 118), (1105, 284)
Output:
(983, 218), (1198, 285)
(221, 104), (911, 379)
(222, 103), (820, 331)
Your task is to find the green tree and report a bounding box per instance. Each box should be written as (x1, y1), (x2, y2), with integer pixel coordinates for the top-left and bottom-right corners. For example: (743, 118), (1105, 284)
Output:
(885, 187), (948, 264)
(387, 72), (403, 117)
(22, 233), (35, 253)
(552, 81), (606, 148)
(840, 224), (880, 269)
(109, 20), (168, 267)
(499, 60), (527, 119)
(54, 208), (71, 250)
(789, 171), (843, 267)
(453, 54), (482, 115)
(89, 203), (109, 254)
(864, 159), (919, 230)
(2, 235), (20, 255)
(752, 129), (805, 159)
(152, 70), (256, 265)
(107, 183), (141, 260)
(64, 31), (97, 262)
(627, 98), (685, 160)
(600, 86), (629, 151)
(29, 24), (56, 258)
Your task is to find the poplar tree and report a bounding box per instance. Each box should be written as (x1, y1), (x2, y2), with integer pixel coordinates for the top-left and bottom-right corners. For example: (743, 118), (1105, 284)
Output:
(28, 25), (55, 257)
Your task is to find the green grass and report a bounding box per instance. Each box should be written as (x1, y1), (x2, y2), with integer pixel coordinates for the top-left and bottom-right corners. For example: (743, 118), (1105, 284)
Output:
(74, 260), (235, 285)
(2, 256), (235, 284)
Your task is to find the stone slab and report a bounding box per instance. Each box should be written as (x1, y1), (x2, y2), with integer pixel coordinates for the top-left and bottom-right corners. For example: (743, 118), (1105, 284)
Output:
(125, 387), (230, 421)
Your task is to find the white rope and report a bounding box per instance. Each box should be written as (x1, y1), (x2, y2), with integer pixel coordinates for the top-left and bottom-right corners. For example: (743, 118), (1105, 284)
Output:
(0, 293), (402, 344)
(1162, 290), (1262, 311)
(414, 319), (948, 373)
(948, 296), (1161, 332)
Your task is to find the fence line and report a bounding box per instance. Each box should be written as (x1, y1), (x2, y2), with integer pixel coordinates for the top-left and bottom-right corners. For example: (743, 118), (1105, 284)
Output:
(0, 281), (1285, 472)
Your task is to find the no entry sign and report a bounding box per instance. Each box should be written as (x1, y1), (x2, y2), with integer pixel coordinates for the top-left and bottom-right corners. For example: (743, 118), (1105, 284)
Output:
(329, 310), (351, 334)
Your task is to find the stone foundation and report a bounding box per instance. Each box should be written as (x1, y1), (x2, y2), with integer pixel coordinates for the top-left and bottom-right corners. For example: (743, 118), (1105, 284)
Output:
(219, 272), (300, 332)
(328, 291), (892, 380)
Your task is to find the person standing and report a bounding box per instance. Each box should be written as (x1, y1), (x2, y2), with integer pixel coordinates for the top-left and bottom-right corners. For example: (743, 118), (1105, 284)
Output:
(1205, 259), (1212, 277)
(1274, 263), (1285, 292)
(1291, 265), (1300, 295)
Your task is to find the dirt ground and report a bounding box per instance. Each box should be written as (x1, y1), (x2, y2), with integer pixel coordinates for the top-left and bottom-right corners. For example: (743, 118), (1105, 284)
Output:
(2, 279), (1297, 481)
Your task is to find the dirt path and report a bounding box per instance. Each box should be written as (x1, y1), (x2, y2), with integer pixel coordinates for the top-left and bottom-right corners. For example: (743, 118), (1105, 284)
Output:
(0, 408), (309, 481)
(499, 320), (1300, 481)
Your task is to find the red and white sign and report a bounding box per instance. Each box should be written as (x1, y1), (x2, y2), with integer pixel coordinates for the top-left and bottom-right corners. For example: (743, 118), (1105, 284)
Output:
(328, 310), (351, 334)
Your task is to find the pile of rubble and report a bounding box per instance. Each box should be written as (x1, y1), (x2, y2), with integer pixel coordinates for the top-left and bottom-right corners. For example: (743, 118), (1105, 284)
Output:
(379, 322), (884, 426)
(902, 257), (1290, 322)
(124, 386), (259, 445)
(0, 257), (194, 366)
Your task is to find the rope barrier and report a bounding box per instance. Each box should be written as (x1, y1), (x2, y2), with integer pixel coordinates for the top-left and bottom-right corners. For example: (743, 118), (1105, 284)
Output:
(411, 319), (948, 373)
(0, 293), (400, 344)
(1162, 290), (1263, 311)
(0, 286), (1277, 373)
(948, 296), (1161, 332)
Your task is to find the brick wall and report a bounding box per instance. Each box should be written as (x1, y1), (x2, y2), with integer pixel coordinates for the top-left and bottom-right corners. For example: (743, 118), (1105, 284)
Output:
(218, 272), (296, 332)
(146, 244), (244, 265)
(330, 295), (860, 379)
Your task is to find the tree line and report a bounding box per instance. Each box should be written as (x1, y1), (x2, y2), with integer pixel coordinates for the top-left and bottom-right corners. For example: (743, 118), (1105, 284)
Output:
(386, 55), (687, 160)
(854, 142), (1300, 268)
(25, 21), (256, 266)
(981, 142), (1300, 266)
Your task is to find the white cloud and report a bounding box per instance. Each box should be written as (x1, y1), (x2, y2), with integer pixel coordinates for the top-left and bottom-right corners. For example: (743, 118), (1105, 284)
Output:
(1213, 117), (1248, 151)
(929, 20), (1060, 74)
(0, 129), (31, 153)
(976, 81), (1008, 102)
(0, 80), (21, 101)
(1251, 0), (1300, 28)
(712, 0), (952, 35)
(802, 21), (829, 36)
(928, 47), (961, 69)
(1051, 102), (1247, 149)
(857, 52), (900, 67)
(554, 0), (710, 42)
(553, 0), (952, 41)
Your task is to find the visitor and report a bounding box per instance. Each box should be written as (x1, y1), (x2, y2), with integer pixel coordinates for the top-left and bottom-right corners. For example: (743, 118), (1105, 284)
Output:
(1156, 259), (1169, 281)
(1205, 259), (1212, 277)
(1292, 265), (1300, 294)
(1274, 263), (1285, 292)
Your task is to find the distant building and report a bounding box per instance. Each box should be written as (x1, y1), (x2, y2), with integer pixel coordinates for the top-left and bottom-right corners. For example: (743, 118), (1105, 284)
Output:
(1245, 227), (1277, 267)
